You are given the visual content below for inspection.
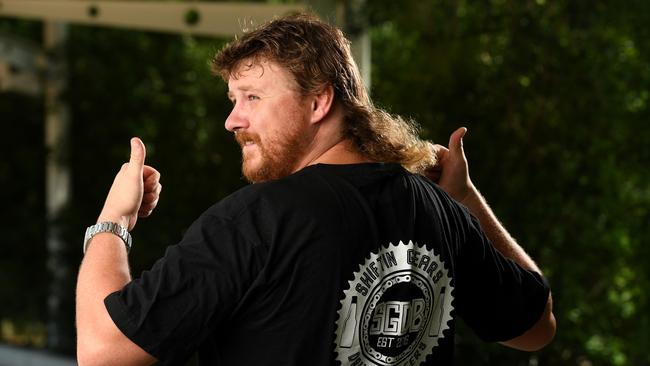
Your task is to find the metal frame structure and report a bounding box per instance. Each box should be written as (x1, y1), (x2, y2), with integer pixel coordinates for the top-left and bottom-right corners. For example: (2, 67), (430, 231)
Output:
(0, 1), (306, 37)
(0, 0), (371, 93)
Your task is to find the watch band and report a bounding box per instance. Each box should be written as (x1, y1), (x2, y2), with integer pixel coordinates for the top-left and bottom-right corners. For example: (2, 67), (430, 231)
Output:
(83, 222), (132, 254)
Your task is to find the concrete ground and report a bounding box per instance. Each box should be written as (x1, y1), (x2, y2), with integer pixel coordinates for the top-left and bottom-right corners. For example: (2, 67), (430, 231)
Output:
(0, 344), (76, 366)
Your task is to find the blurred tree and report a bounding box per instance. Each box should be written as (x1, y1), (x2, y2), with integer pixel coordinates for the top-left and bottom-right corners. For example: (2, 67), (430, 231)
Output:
(0, 91), (47, 347)
(63, 26), (244, 354)
(368, 0), (650, 365)
(0, 18), (47, 348)
(0, 17), (243, 354)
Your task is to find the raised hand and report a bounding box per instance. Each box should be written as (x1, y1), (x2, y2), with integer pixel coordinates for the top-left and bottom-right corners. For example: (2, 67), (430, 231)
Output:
(98, 138), (161, 231)
(425, 127), (475, 203)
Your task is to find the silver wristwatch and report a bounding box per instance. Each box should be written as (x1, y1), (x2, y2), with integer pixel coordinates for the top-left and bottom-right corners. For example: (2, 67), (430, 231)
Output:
(83, 222), (132, 254)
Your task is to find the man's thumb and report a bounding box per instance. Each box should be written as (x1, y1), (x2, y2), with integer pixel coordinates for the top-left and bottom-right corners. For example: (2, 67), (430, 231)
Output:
(129, 137), (146, 173)
(448, 127), (467, 156)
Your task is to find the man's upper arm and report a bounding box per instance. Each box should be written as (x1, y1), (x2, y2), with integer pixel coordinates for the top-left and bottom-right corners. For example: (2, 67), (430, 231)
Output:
(500, 292), (556, 351)
(101, 211), (263, 363)
(453, 207), (554, 345)
(77, 306), (157, 366)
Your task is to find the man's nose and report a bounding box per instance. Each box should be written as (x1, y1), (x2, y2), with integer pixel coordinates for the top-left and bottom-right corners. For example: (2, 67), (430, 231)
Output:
(225, 105), (248, 132)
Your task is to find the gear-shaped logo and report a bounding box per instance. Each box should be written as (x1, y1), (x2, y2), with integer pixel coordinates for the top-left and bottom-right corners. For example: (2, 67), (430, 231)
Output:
(334, 241), (453, 365)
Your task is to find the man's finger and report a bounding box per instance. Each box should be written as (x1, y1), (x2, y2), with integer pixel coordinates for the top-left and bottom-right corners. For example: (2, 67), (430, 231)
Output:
(129, 137), (146, 174)
(144, 177), (161, 192)
(448, 127), (467, 156)
(143, 166), (160, 181)
(144, 183), (162, 196)
(139, 200), (157, 212)
(142, 191), (159, 203)
(138, 209), (153, 218)
(138, 199), (159, 217)
(433, 144), (449, 162)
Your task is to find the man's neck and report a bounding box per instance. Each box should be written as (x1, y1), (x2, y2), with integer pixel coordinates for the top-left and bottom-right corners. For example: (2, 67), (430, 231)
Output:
(293, 136), (372, 173)
(309, 138), (372, 166)
(292, 102), (373, 171)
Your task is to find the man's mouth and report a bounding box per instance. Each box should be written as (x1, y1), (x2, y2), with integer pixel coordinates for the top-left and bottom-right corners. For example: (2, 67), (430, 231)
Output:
(242, 140), (256, 152)
(235, 132), (259, 149)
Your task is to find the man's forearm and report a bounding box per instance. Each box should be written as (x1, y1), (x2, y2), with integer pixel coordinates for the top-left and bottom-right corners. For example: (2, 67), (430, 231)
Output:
(430, 128), (555, 350)
(76, 233), (131, 362)
(461, 186), (541, 274)
(461, 186), (556, 350)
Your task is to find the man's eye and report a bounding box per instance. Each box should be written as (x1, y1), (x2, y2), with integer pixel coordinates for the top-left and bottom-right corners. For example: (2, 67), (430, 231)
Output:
(247, 95), (260, 101)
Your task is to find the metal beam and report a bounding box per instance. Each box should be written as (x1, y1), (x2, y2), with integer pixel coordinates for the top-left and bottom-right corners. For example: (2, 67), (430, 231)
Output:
(0, 1), (306, 37)
(43, 21), (73, 351)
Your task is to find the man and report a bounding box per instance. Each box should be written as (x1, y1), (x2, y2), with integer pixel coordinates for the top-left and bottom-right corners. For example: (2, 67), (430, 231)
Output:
(76, 13), (555, 366)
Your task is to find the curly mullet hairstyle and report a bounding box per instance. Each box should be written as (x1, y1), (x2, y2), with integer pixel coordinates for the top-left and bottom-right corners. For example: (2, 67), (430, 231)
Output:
(212, 13), (436, 173)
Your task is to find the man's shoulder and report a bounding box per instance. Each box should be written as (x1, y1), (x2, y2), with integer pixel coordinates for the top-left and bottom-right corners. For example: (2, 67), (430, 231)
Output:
(201, 171), (323, 221)
(201, 163), (458, 222)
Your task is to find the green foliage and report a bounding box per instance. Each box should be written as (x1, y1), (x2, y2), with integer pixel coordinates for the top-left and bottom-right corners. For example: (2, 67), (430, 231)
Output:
(368, 0), (650, 364)
(0, 19), (245, 353)
(0, 92), (46, 328)
(0, 18), (47, 348)
(65, 26), (244, 272)
(1, 1), (649, 364)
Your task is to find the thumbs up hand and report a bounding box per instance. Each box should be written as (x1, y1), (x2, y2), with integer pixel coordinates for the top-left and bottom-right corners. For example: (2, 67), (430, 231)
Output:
(98, 138), (162, 231)
(425, 127), (475, 203)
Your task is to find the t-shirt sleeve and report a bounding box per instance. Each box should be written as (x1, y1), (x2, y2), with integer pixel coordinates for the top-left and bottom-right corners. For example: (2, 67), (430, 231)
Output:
(104, 212), (264, 364)
(453, 207), (550, 343)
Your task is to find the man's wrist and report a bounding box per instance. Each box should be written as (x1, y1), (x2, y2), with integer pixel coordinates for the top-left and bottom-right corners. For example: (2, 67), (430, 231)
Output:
(459, 185), (483, 212)
(84, 221), (132, 254)
(97, 211), (129, 230)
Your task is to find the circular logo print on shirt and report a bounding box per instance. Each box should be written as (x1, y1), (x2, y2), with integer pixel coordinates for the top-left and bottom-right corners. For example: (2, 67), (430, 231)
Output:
(334, 241), (453, 366)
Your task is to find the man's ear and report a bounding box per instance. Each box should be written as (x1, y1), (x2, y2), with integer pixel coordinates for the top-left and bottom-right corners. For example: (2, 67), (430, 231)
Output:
(310, 84), (335, 124)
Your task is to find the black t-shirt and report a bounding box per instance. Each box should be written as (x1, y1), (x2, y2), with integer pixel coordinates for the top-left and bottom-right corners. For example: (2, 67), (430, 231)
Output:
(105, 163), (549, 365)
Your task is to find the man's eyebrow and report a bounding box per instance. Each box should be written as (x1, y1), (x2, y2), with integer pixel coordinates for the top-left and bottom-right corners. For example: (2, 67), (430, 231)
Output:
(227, 85), (262, 95)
